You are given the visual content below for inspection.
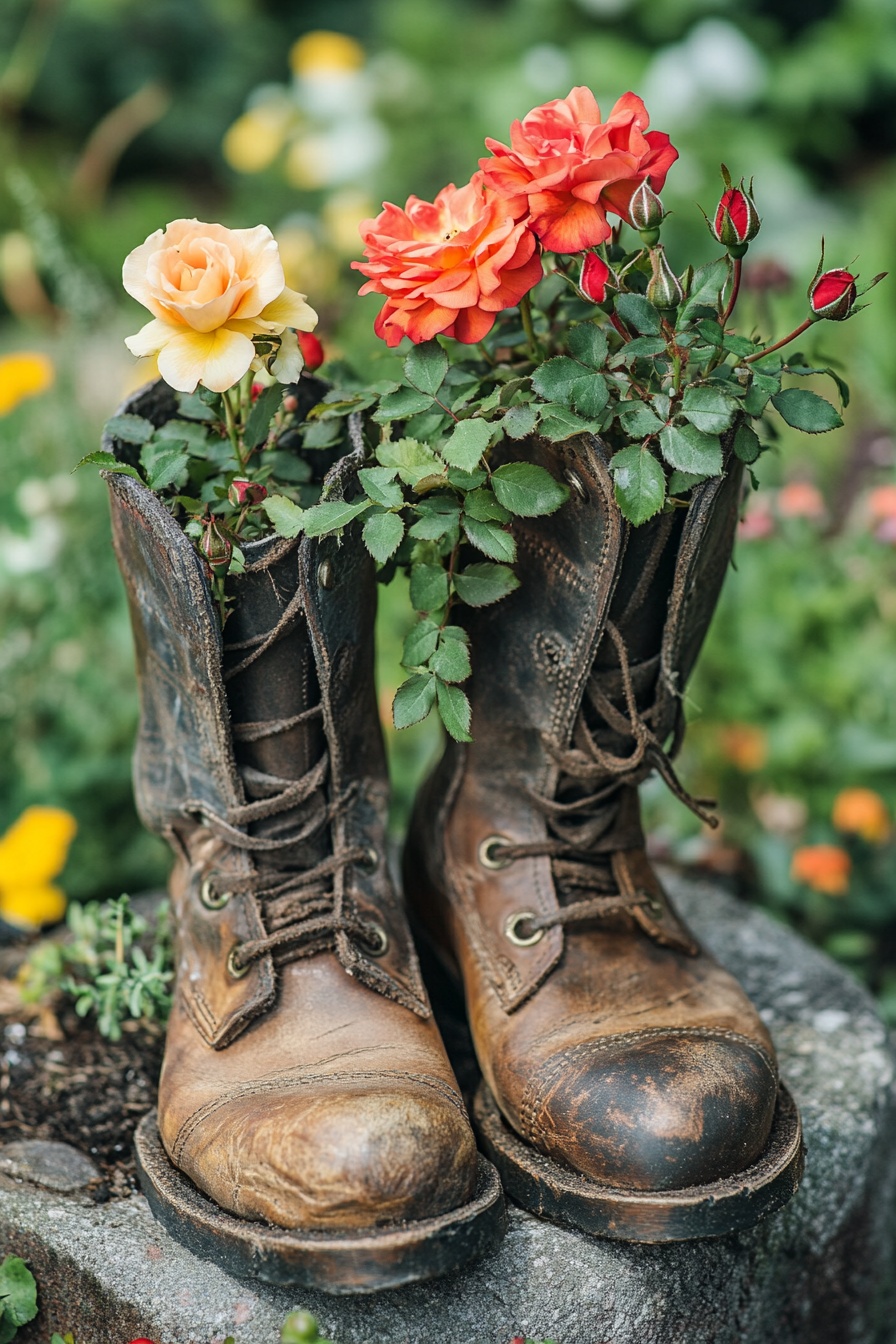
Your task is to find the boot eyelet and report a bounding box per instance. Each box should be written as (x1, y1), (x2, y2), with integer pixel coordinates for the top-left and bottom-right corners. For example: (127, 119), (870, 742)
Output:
(504, 910), (544, 947)
(478, 835), (513, 870)
(361, 923), (389, 957)
(358, 846), (379, 873)
(317, 559), (335, 590)
(200, 879), (231, 910)
(563, 468), (588, 502)
(640, 893), (665, 920)
(227, 945), (250, 979)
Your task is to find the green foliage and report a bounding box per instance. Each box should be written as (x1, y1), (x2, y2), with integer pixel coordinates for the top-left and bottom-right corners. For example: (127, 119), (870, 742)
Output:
(20, 895), (173, 1041)
(0, 1257), (37, 1343)
(281, 1311), (334, 1344)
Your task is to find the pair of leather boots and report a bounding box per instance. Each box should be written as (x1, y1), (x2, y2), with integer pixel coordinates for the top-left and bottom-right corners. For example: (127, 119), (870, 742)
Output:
(107, 384), (801, 1294)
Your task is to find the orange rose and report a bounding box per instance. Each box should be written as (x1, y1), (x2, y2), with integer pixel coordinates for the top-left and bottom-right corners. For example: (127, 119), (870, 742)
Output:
(353, 178), (543, 347)
(479, 88), (677, 254)
(832, 788), (891, 844)
(790, 844), (851, 896)
(719, 723), (768, 773)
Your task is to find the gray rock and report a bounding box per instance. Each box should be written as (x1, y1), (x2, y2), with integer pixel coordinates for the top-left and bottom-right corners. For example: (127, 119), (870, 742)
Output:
(0, 1140), (101, 1194)
(3, 877), (895, 1344)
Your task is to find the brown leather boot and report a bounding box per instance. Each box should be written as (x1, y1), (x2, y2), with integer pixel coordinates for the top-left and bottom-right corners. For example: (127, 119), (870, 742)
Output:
(105, 382), (504, 1292)
(404, 431), (803, 1243)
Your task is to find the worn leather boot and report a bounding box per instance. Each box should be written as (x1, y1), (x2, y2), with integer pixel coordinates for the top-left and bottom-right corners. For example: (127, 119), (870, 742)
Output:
(405, 431), (803, 1243)
(105, 382), (504, 1292)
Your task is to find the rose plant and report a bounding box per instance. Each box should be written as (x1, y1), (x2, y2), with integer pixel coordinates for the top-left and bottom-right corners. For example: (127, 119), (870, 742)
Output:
(91, 90), (885, 744)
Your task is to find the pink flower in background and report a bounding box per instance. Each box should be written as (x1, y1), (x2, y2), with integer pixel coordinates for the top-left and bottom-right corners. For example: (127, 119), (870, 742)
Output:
(479, 88), (677, 254)
(737, 505), (774, 541)
(777, 481), (825, 520)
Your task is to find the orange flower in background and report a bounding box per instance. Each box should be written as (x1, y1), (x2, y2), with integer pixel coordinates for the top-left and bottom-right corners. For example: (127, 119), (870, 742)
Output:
(0, 352), (54, 416)
(791, 844), (851, 896)
(719, 723), (768, 773)
(868, 484), (896, 524)
(777, 481), (825, 519)
(0, 807), (76, 928)
(354, 178), (543, 347)
(832, 788), (891, 844)
(479, 88), (677, 254)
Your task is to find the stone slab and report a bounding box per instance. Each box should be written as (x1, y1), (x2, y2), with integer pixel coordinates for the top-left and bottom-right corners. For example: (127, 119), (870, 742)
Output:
(3, 875), (895, 1344)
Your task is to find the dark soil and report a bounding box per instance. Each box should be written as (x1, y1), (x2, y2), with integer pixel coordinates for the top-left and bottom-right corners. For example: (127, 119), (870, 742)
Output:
(0, 961), (163, 1200)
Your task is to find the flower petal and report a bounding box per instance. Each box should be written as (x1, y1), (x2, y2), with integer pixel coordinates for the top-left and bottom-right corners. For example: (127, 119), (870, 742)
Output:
(257, 288), (319, 332)
(0, 883), (67, 929)
(124, 317), (182, 359)
(157, 328), (256, 393)
(0, 806), (77, 886)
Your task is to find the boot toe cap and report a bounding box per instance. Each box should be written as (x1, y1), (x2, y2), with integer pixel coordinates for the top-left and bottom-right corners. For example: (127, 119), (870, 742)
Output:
(534, 1031), (778, 1192)
(175, 1074), (478, 1229)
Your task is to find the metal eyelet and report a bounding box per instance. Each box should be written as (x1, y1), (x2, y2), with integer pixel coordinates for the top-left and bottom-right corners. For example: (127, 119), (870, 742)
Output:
(563, 468), (588, 502)
(200, 878), (231, 910)
(361, 923), (389, 957)
(317, 559), (335, 590)
(640, 893), (665, 920)
(478, 835), (513, 870)
(358, 846), (379, 873)
(226, 945), (250, 979)
(504, 910), (544, 947)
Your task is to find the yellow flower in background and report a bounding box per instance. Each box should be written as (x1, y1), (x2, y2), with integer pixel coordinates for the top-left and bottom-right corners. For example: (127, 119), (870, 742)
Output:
(290, 31), (365, 77)
(0, 807), (77, 928)
(0, 352), (54, 416)
(832, 788), (891, 844)
(223, 104), (292, 174)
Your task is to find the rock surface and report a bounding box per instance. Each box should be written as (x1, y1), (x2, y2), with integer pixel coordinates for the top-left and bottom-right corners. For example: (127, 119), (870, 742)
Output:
(3, 875), (895, 1344)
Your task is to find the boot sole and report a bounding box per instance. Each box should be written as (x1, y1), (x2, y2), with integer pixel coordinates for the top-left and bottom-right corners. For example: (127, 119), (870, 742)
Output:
(473, 1079), (804, 1243)
(133, 1111), (506, 1294)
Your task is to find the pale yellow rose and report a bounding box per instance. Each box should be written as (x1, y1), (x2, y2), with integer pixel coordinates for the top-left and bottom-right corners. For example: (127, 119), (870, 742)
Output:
(123, 219), (318, 394)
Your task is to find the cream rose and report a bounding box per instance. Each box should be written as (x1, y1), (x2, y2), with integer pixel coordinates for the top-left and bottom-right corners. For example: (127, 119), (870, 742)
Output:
(123, 219), (318, 393)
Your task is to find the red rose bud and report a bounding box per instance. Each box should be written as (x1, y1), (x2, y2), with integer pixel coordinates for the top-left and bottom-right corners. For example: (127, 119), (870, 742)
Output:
(579, 252), (612, 304)
(250, 381), (266, 401)
(711, 182), (760, 257)
(646, 244), (683, 313)
(809, 268), (857, 321)
(200, 520), (232, 570)
(629, 180), (664, 244)
(298, 330), (325, 371)
(228, 478), (268, 507)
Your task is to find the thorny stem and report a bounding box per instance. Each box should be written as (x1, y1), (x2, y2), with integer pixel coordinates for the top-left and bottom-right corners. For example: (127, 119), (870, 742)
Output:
(720, 256), (742, 327)
(519, 292), (543, 363)
(743, 316), (814, 363)
(477, 342), (496, 367)
(222, 388), (244, 468)
(609, 311), (632, 343)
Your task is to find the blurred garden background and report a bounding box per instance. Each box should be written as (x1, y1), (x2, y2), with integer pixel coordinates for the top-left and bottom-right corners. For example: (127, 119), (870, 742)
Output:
(1, 0), (895, 1012)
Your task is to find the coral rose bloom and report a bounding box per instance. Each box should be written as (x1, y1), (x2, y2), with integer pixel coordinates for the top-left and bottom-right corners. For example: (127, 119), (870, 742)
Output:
(790, 844), (851, 896)
(352, 178), (543, 347)
(480, 88), (677, 254)
(123, 219), (318, 393)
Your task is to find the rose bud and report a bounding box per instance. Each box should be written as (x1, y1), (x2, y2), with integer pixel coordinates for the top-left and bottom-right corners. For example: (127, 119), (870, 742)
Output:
(298, 330), (325, 371)
(228, 478), (268, 507)
(579, 252), (613, 305)
(629, 180), (664, 245)
(646, 244), (684, 314)
(809, 268), (857, 321)
(200, 520), (233, 570)
(710, 172), (760, 257)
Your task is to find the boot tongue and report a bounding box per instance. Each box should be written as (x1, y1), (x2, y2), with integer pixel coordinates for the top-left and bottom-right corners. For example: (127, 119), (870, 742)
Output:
(222, 536), (330, 876)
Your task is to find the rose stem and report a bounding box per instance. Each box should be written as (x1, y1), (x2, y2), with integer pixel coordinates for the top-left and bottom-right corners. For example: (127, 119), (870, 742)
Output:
(743, 316), (814, 363)
(721, 256), (742, 327)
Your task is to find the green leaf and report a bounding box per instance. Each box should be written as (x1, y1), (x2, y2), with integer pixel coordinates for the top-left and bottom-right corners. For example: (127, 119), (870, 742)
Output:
(659, 423), (724, 475)
(571, 372), (609, 418)
(245, 383), (283, 449)
(770, 388), (843, 433)
(492, 462), (569, 517)
(609, 445), (666, 525)
(176, 390), (218, 422)
(783, 363), (850, 408)
(695, 319), (724, 347)
(463, 515), (516, 562)
(441, 417), (492, 472)
(446, 466), (487, 489)
(463, 488), (510, 523)
(408, 509), (459, 541)
(453, 561), (520, 607)
(667, 469), (709, 495)
(616, 402), (665, 438)
(733, 422), (762, 463)
(679, 258), (730, 321)
(147, 450), (189, 491)
(614, 293), (662, 335)
(568, 322), (609, 368)
(614, 336), (667, 359)
(362, 510), (404, 564)
(372, 386), (434, 422)
(262, 493), (305, 537)
(681, 385), (737, 434)
(376, 437), (442, 486)
(436, 679), (473, 742)
(403, 341), (449, 396)
(75, 451), (143, 483)
(502, 403), (538, 440)
(104, 413), (155, 444)
(302, 499), (371, 537)
(409, 562), (449, 613)
(0, 1256), (38, 1328)
(402, 618), (440, 668)
(430, 635), (472, 682)
(536, 403), (601, 442)
(743, 372), (780, 416)
(358, 466), (403, 508)
(393, 674), (436, 729)
(531, 356), (586, 404)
